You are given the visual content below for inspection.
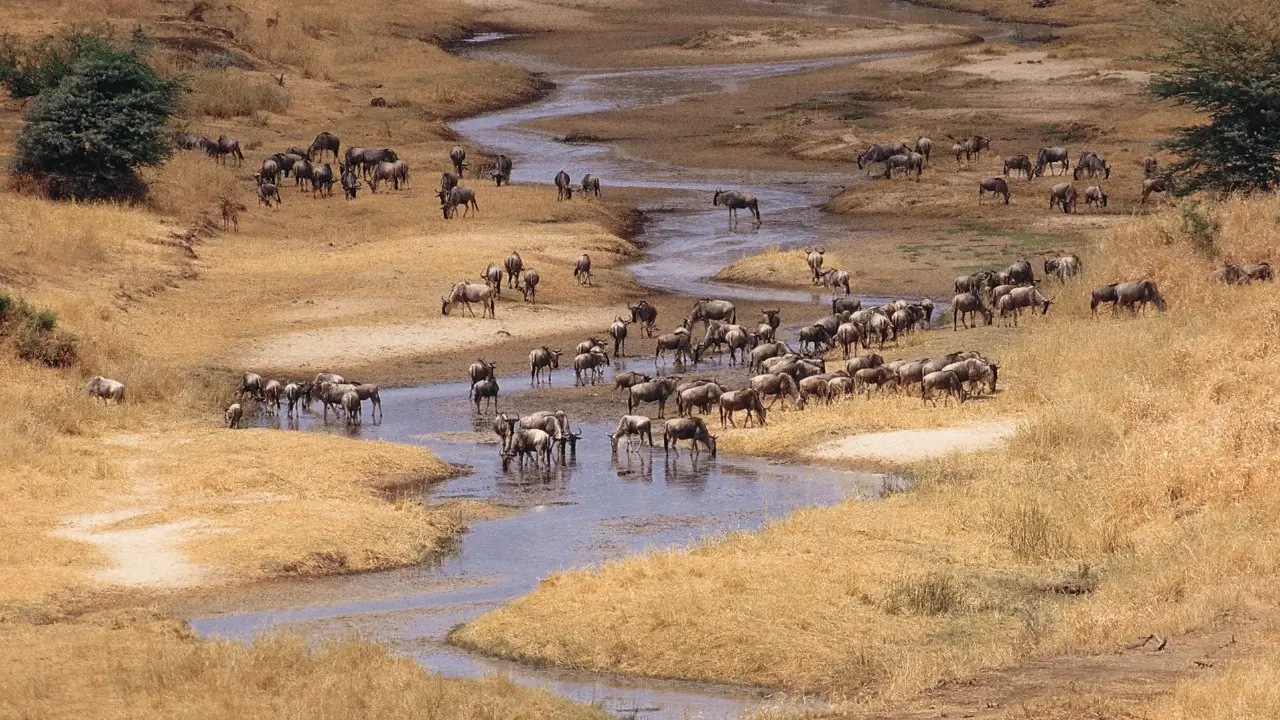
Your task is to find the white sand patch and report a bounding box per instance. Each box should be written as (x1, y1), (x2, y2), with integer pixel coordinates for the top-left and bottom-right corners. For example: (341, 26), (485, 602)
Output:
(811, 419), (1019, 463)
(53, 508), (213, 589)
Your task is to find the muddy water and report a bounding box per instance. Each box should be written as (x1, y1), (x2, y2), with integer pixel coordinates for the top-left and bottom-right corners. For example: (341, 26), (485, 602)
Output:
(202, 383), (898, 718)
(193, 5), (1010, 717)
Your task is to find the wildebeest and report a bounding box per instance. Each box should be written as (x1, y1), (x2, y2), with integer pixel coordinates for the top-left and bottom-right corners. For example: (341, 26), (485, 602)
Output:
(1114, 279), (1166, 313)
(479, 263), (503, 295)
(689, 299), (736, 330)
(262, 379), (282, 415)
(582, 173), (601, 197)
(609, 415), (654, 452)
(468, 359), (497, 397)
(853, 366), (898, 396)
(309, 132), (340, 162)
(504, 252), (523, 288)
(341, 390), (362, 426)
(439, 186), (479, 218)
(804, 246), (825, 283)
(502, 428), (553, 470)
(529, 346), (563, 386)
(921, 370), (965, 407)
(1090, 283), (1118, 315)
(663, 417), (717, 457)
(629, 300), (658, 337)
(719, 388), (766, 428)
(749, 372), (801, 410)
(1242, 262), (1275, 282)
(441, 171), (460, 195)
(1006, 259), (1035, 285)
(978, 177), (1011, 205)
(613, 370), (651, 392)
(555, 170), (573, 201)
(1003, 154), (1034, 179)
(797, 324), (831, 353)
(441, 281), (496, 318)
(472, 378), (500, 412)
(857, 141), (909, 173)
(609, 316), (631, 356)
(952, 136), (991, 165)
(340, 164), (361, 199)
(491, 154), (513, 186)
(225, 403), (243, 429)
(818, 268), (851, 295)
(834, 322), (863, 358)
(369, 161), (398, 192)
(573, 348), (610, 386)
(349, 148), (397, 178)
(1049, 183), (1078, 214)
(1083, 185), (1108, 209)
(1074, 151), (1110, 180)
(176, 133), (212, 151)
(1044, 254), (1082, 282)
(884, 152), (924, 180)
(1142, 156), (1158, 178)
(1142, 176), (1175, 204)
(258, 182), (281, 208)
(258, 158), (280, 185)
(521, 268), (540, 303)
(1036, 147), (1069, 176)
(712, 189), (761, 226)
(1211, 264), (1248, 285)
(915, 136), (933, 165)
(291, 159), (314, 191)
(311, 163), (334, 197)
(84, 375), (125, 403)
(573, 254), (593, 286)
(952, 292), (992, 330)
(392, 159), (409, 188)
(653, 331), (698, 366)
(678, 381), (723, 417)
(1009, 286), (1053, 316)
(209, 134), (244, 165)
(450, 146), (467, 176)
(628, 377), (680, 418)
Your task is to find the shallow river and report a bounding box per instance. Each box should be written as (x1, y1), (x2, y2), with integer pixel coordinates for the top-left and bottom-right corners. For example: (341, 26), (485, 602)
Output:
(193, 4), (1016, 717)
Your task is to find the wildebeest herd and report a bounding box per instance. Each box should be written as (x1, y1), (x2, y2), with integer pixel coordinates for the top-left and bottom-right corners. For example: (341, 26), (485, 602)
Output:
(857, 135), (1176, 212)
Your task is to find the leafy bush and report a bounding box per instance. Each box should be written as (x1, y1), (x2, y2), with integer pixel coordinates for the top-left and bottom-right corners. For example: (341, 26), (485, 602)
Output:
(10, 30), (182, 200)
(1149, 0), (1280, 193)
(0, 296), (78, 368)
(0, 28), (128, 99)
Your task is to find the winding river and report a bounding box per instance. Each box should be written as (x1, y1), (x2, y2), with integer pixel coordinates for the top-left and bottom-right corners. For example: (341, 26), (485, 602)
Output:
(192, 4), (1018, 717)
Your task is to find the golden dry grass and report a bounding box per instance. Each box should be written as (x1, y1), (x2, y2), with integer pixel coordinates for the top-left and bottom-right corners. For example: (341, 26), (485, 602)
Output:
(712, 246), (849, 289)
(0, 610), (608, 720)
(453, 195), (1280, 704)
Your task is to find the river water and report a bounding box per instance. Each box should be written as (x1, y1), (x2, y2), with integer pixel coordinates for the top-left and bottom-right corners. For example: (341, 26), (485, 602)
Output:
(192, 4), (1013, 717)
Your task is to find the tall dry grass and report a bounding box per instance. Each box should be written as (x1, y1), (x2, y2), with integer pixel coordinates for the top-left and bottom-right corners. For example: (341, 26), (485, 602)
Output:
(0, 611), (609, 720)
(453, 195), (1280, 702)
(184, 69), (291, 119)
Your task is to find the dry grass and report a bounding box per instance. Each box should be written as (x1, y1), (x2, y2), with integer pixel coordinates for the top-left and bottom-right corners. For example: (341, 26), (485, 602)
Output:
(712, 246), (849, 289)
(184, 70), (291, 119)
(453, 195), (1280, 703)
(0, 610), (608, 720)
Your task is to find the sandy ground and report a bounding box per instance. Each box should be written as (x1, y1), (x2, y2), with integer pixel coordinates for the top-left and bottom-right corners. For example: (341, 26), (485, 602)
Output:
(53, 509), (213, 589)
(810, 419), (1019, 463)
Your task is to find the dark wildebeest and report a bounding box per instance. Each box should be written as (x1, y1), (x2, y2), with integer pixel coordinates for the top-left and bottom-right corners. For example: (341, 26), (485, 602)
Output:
(629, 300), (658, 337)
(804, 246), (825, 284)
(340, 164), (361, 199)
(1035, 147), (1070, 177)
(468, 360), (496, 397)
(978, 177), (1011, 205)
(292, 158), (314, 191)
(1074, 151), (1110, 180)
(357, 149), (397, 179)
(952, 135), (991, 165)
(309, 132), (340, 162)
(712, 189), (761, 226)
(450, 146), (467, 176)
(857, 141), (909, 174)
(609, 316), (631, 356)
(555, 170), (573, 201)
(574, 254), (592, 285)
(176, 133), (212, 151)
(1049, 183), (1078, 214)
(1090, 283), (1119, 316)
(491, 154), (513, 186)
(311, 163), (334, 198)
(257, 182), (281, 207)
(1114, 279), (1167, 314)
(952, 292), (992, 330)
(915, 137), (933, 166)
(1003, 154), (1034, 180)
(210, 135), (244, 165)
(521, 268), (541, 303)
(440, 171), (460, 196)
(1243, 263), (1275, 282)
(581, 173), (601, 197)
(439, 187), (479, 218)
(369, 161), (399, 192)
(257, 158), (279, 185)
(663, 417), (717, 457)
(504, 252), (523, 288)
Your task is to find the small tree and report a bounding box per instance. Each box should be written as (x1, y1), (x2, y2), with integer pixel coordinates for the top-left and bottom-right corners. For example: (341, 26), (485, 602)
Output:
(1148, 0), (1280, 193)
(10, 31), (181, 200)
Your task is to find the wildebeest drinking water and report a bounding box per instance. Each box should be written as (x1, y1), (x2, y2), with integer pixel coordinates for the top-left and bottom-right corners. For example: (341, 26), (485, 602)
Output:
(712, 189), (760, 227)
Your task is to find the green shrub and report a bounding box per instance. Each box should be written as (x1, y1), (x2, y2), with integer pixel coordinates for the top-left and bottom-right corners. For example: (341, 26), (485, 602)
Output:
(11, 30), (182, 200)
(14, 322), (78, 368)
